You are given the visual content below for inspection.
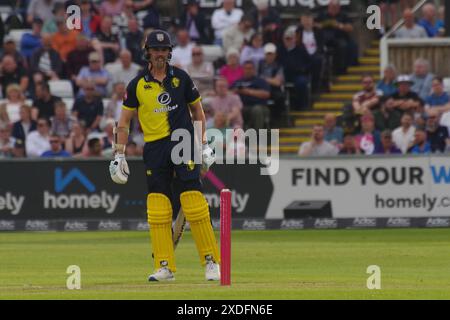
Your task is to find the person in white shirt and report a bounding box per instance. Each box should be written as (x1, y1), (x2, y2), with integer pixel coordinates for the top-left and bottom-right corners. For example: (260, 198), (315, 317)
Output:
(392, 113), (416, 154)
(171, 29), (195, 69)
(0, 84), (26, 125)
(105, 49), (141, 94)
(26, 117), (51, 157)
(222, 15), (255, 54)
(211, 0), (243, 45)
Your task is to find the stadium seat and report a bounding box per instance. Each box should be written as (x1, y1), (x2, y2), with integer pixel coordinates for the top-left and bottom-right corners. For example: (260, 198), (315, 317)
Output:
(48, 80), (74, 99)
(7, 29), (31, 46)
(201, 45), (224, 63)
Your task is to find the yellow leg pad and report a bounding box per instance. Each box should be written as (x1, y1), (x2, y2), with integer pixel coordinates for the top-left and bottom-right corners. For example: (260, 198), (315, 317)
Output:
(147, 193), (176, 272)
(180, 191), (220, 266)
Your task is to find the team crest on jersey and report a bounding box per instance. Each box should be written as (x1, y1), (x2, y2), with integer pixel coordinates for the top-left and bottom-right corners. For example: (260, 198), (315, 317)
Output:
(157, 33), (164, 42)
(157, 92), (172, 106)
(187, 160), (195, 171)
(171, 77), (180, 88)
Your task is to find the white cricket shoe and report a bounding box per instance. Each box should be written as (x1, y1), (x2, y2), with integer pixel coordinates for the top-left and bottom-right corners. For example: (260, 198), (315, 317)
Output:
(205, 256), (220, 281)
(148, 266), (175, 282)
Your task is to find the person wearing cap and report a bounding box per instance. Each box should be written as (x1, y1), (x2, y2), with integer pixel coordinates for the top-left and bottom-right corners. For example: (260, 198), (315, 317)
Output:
(30, 33), (63, 80)
(239, 33), (265, 67)
(258, 42), (285, 123)
(410, 58), (434, 101)
(76, 51), (111, 97)
(179, 0), (211, 44)
(211, 0), (243, 45)
(219, 48), (244, 87)
(51, 15), (79, 62)
(222, 15), (255, 54)
(20, 18), (43, 60)
(109, 29), (220, 282)
(374, 130), (402, 155)
(387, 75), (423, 116)
(278, 25), (311, 110)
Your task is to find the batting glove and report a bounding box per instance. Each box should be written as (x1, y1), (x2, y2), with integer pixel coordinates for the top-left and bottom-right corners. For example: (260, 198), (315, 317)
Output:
(109, 154), (130, 184)
(202, 143), (215, 172)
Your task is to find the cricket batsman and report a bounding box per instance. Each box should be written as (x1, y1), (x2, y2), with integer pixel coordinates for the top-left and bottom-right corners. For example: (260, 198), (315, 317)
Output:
(109, 30), (220, 282)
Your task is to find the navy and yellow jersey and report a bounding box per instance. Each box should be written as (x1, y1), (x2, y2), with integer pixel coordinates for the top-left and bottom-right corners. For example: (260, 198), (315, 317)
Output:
(122, 65), (201, 142)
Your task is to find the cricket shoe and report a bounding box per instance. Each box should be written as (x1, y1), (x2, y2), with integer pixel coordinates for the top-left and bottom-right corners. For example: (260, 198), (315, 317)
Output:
(205, 256), (220, 281)
(148, 262), (175, 282)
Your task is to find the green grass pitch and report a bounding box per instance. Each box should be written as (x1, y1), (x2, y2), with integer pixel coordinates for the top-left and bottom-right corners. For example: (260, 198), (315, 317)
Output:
(1, 229), (450, 300)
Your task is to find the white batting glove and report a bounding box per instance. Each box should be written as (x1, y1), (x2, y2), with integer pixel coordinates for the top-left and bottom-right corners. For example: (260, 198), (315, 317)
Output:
(109, 154), (130, 184)
(202, 143), (215, 172)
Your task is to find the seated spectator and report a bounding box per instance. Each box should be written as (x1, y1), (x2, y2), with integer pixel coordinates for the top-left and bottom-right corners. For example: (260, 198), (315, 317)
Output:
(51, 101), (74, 138)
(355, 113), (382, 155)
(418, 3), (444, 38)
(316, 0), (358, 74)
(374, 130), (402, 155)
(85, 137), (103, 157)
(373, 96), (402, 132)
(395, 8), (428, 38)
(72, 82), (104, 132)
(76, 52), (111, 97)
(100, 0), (125, 17)
(339, 134), (362, 155)
(78, 0), (101, 39)
(324, 113), (344, 146)
(250, 0), (281, 43)
(0, 55), (29, 98)
(65, 120), (87, 156)
(240, 33), (265, 67)
(392, 113), (416, 154)
(426, 110), (450, 153)
(377, 65), (398, 97)
(66, 35), (96, 82)
(106, 82), (126, 121)
(408, 128), (431, 154)
(42, 2), (67, 35)
(26, 117), (51, 157)
(425, 76), (449, 111)
(343, 75), (382, 133)
(128, 0), (161, 30)
(258, 43), (285, 122)
(0, 123), (14, 158)
(125, 141), (143, 157)
(222, 15), (254, 54)
(387, 75), (423, 116)
(31, 82), (62, 121)
(211, 0), (243, 45)
(297, 11), (325, 93)
(101, 118), (115, 151)
(171, 29), (195, 69)
(30, 34), (63, 80)
(92, 16), (120, 64)
(210, 77), (243, 129)
(20, 17), (43, 61)
(105, 49), (140, 93)
(12, 139), (26, 158)
(231, 61), (271, 130)
(179, 0), (211, 44)
(410, 59), (434, 100)
(440, 110), (450, 135)
(12, 105), (37, 143)
(0, 84), (26, 124)
(26, 0), (57, 25)
(51, 17), (79, 62)
(125, 17), (144, 65)
(219, 48), (244, 87)
(41, 134), (71, 157)
(0, 37), (26, 70)
(186, 47), (215, 95)
(299, 124), (339, 157)
(278, 26), (311, 110)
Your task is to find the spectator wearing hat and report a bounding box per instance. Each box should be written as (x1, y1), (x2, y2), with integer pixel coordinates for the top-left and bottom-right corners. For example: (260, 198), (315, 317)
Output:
(297, 11), (325, 93)
(240, 33), (265, 67)
(12, 105), (37, 143)
(408, 128), (432, 154)
(92, 16), (120, 64)
(42, 2), (67, 35)
(76, 52), (111, 97)
(278, 26), (311, 110)
(299, 124), (339, 157)
(51, 16), (79, 62)
(0, 123), (15, 158)
(20, 18), (43, 61)
(374, 130), (402, 154)
(410, 58), (434, 100)
(41, 134), (71, 157)
(387, 75), (423, 116)
(186, 46), (215, 95)
(355, 113), (382, 155)
(220, 48), (244, 87)
(222, 15), (254, 54)
(392, 113), (416, 154)
(425, 109), (450, 153)
(0, 55), (29, 98)
(179, 0), (211, 44)
(26, 117), (51, 157)
(66, 35), (96, 82)
(258, 42), (285, 122)
(72, 81), (104, 132)
(27, 0), (62, 25)
(211, 0), (243, 45)
(125, 17), (144, 65)
(30, 34), (63, 80)
(31, 82), (62, 120)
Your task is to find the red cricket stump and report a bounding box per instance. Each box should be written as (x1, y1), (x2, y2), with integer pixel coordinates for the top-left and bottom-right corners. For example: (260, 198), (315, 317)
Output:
(220, 189), (232, 286)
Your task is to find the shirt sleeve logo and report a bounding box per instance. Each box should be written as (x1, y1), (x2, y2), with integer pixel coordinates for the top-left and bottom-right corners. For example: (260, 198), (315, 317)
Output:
(157, 92), (172, 106)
